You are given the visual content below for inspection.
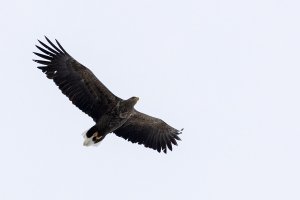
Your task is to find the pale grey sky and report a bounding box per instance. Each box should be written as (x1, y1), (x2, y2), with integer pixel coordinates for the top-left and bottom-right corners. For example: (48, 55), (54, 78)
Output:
(1, 0), (300, 199)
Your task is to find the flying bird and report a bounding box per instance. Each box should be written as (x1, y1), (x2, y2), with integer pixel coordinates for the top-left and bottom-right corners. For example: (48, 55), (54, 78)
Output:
(33, 36), (182, 153)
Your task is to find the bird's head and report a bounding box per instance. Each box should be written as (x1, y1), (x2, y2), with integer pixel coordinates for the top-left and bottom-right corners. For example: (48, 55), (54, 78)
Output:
(129, 96), (139, 104)
(126, 96), (139, 108)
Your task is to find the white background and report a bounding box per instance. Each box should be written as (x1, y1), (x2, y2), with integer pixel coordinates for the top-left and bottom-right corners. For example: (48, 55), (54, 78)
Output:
(1, 0), (300, 199)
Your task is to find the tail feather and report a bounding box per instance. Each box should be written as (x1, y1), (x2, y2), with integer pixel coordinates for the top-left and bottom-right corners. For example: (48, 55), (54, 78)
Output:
(82, 126), (105, 147)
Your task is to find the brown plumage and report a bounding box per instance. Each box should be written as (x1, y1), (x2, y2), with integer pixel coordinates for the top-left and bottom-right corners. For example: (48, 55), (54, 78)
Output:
(33, 36), (182, 153)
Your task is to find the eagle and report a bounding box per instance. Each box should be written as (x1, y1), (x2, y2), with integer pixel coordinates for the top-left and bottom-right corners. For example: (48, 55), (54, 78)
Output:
(33, 36), (182, 153)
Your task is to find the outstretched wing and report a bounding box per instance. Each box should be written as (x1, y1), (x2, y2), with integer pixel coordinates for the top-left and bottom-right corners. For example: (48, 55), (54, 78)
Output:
(114, 110), (182, 153)
(33, 36), (120, 121)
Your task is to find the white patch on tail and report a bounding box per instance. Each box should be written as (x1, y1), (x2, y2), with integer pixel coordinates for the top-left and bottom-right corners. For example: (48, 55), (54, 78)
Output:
(82, 130), (102, 147)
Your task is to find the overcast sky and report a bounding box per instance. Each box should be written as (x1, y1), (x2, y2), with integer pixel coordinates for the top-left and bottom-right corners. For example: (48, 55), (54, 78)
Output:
(1, 0), (300, 199)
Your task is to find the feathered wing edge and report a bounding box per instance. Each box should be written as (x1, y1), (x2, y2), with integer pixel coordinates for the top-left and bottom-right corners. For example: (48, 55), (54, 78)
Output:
(114, 110), (183, 153)
(33, 36), (120, 121)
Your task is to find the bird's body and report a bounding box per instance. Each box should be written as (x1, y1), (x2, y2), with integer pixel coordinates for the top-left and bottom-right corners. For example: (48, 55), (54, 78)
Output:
(84, 97), (139, 145)
(33, 37), (182, 153)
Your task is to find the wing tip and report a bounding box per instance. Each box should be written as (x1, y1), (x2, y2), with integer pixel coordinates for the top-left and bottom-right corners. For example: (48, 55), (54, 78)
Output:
(152, 128), (183, 154)
(32, 59), (40, 63)
(178, 128), (184, 134)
